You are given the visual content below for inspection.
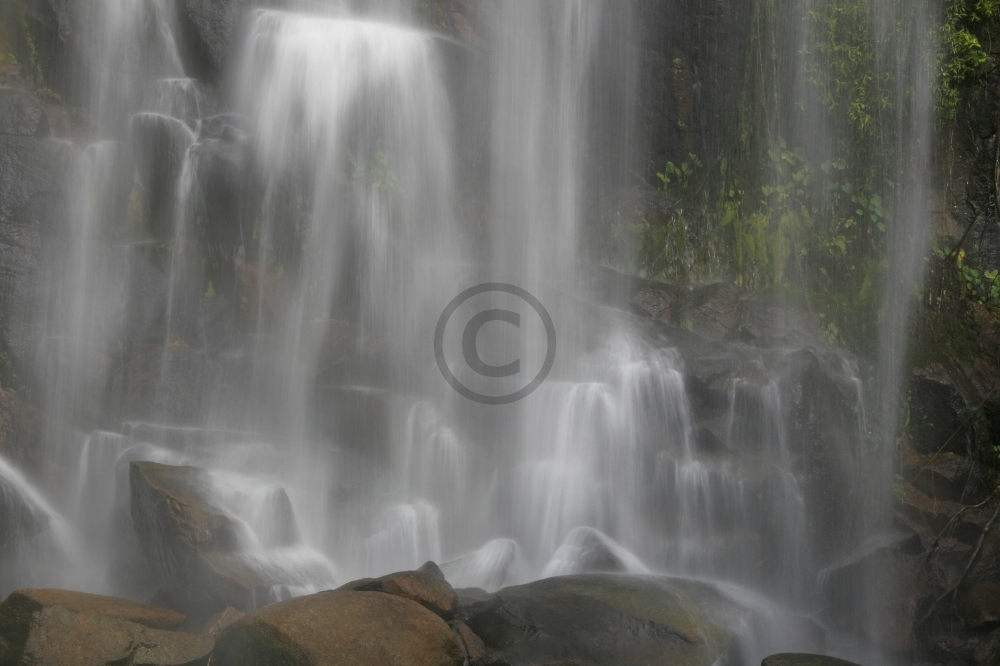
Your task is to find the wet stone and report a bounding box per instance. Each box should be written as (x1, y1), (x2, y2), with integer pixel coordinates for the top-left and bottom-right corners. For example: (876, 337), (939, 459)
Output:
(761, 655), (862, 666)
(212, 589), (464, 666)
(0, 588), (210, 666)
(353, 561), (458, 619)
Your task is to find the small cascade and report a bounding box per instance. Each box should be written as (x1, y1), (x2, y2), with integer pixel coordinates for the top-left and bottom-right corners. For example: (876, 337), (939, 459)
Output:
(0, 456), (75, 595)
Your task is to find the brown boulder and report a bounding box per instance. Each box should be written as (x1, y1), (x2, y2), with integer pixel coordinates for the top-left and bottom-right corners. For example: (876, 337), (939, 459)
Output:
(450, 620), (486, 663)
(0, 588), (211, 666)
(2, 588), (185, 628)
(761, 655), (861, 666)
(129, 460), (301, 612)
(212, 590), (464, 666)
(354, 561), (457, 619)
(202, 606), (245, 637)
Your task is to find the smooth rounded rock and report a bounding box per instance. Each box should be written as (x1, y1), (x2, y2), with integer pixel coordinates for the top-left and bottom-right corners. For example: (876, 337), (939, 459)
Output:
(461, 573), (748, 666)
(0, 589), (210, 666)
(761, 654), (863, 666)
(2, 588), (185, 628)
(354, 561), (458, 619)
(212, 590), (465, 666)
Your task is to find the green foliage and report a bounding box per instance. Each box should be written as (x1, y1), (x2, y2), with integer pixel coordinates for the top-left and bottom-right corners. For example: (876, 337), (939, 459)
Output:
(935, 245), (1000, 307)
(346, 150), (401, 196)
(618, 0), (1000, 356)
(808, 0), (999, 128)
(808, 0), (887, 137)
(657, 154), (701, 190)
(938, 0), (999, 118)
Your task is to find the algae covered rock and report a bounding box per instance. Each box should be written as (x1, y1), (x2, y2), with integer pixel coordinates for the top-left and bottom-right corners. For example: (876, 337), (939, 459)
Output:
(211, 589), (465, 666)
(0, 588), (211, 666)
(460, 573), (747, 666)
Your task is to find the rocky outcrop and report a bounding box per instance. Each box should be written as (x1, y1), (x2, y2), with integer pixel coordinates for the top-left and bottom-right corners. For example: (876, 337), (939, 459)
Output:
(0, 89), (48, 137)
(459, 574), (746, 666)
(129, 460), (295, 613)
(211, 590), (465, 666)
(175, 0), (253, 81)
(0, 89), (73, 373)
(352, 561), (458, 619)
(0, 389), (39, 468)
(0, 588), (212, 666)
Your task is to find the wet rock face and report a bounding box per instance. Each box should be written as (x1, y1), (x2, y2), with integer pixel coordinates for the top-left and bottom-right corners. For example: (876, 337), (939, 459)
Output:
(0, 588), (211, 666)
(0, 89), (48, 138)
(0, 92), (73, 374)
(459, 574), (746, 666)
(212, 590), (465, 666)
(176, 0), (253, 81)
(907, 369), (973, 456)
(129, 460), (292, 612)
(129, 113), (195, 240)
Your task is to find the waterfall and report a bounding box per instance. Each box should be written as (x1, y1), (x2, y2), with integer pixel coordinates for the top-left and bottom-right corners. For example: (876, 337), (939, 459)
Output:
(2, 0), (940, 662)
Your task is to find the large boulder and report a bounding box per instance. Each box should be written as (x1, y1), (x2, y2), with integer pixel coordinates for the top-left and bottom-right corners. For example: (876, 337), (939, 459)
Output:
(761, 655), (862, 666)
(353, 561), (457, 619)
(211, 590), (465, 666)
(129, 460), (310, 613)
(0, 588), (212, 666)
(460, 573), (747, 666)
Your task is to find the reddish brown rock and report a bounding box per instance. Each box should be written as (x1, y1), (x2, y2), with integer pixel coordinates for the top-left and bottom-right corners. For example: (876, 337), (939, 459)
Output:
(334, 577), (374, 591)
(202, 606), (245, 637)
(0, 588), (211, 666)
(212, 590), (464, 666)
(1, 588), (185, 628)
(129, 460), (295, 612)
(354, 561), (458, 619)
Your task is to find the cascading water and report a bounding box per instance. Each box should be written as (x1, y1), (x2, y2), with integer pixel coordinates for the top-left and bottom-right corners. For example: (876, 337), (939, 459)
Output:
(0, 0), (943, 663)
